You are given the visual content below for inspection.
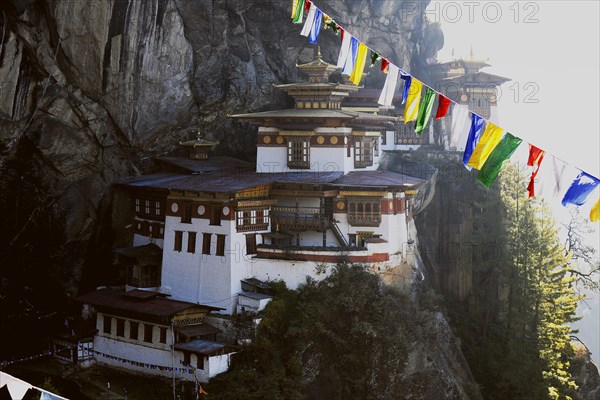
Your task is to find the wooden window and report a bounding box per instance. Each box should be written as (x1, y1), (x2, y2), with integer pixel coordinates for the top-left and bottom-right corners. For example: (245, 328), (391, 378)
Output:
(187, 232), (197, 253)
(236, 208), (269, 232)
(381, 131), (387, 145)
(374, 137), (379, 157)
(103, 316), (112, 334)
(210, 206), (222, 226)
(135, 198), (140, 213)
(155, 201), (161, 216)
(287, 137), (310, 169)
(159, 327), (168, 344)
(143, 324), (153, 343)
(174, 231), (183, 252)
(246, 234), (257, 255)
(181, 203), (192, 223)
(202, 233), (212, 255)
(354, 139), (373, 168)
(197, 356), (205, 370)
(116, 319), (125, 337)
(144, 200), (151, 214)
(347, 197), (382, 227)
(183, 352), (191, 366)
(216, 234), (226, 256)
(129, 321), (139, 340)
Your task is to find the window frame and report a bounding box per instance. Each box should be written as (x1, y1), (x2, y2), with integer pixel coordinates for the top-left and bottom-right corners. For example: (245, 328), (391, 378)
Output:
(347, 197), (382, 227)
(103, 315), (112, 335)
(202, 233), (212, 255)
(187, 231), (197, 253)
(116, 318), (125, 337)
(143, 324), (153, 343)
(354, 139), (374, 168)
(129, 321), (139, 340)
(287, 137), (310, 169)
(174, 230), (183, 252)
(216, 234), (226, 256)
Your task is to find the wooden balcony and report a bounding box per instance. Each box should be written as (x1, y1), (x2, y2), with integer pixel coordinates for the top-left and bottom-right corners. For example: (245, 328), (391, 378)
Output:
(270, 206), (327, 231)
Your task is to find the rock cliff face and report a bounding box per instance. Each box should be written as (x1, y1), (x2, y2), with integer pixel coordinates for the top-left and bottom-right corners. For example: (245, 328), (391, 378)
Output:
(0, 0), (442, 253)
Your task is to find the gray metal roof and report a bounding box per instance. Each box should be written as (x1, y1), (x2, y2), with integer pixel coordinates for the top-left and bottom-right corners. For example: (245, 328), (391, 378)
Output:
(77, 289), (223, 319)
(174, 339), (227, 356)
(333, 170), (424, 188)
(239, 292), (272, 301)
(175, 323), (221, 339)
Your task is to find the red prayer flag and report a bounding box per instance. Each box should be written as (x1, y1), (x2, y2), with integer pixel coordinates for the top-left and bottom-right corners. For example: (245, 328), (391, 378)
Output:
(340, 27), (345, 41)
(304, 0), (311, 12)
(435, 94), (451, 119)
(381, 58), (390, 73)
(527, 144), (545, 198)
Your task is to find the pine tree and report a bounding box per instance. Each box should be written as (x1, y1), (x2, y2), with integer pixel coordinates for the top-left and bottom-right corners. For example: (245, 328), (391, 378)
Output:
(499, 163), (582, 400)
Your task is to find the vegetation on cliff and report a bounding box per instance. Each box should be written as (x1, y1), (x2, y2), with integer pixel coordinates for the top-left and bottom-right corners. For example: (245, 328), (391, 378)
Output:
(207, 264), (480, 400)
(446, 162), (582, 400)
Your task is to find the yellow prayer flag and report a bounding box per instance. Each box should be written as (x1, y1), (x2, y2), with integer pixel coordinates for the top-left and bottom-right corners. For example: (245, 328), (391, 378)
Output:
(591, 198), (600, 222)
(349, 43), (368, 85)
(291, 0), (299, 18)
(467, 122), (504, 169)
(404, 79), (422, 123)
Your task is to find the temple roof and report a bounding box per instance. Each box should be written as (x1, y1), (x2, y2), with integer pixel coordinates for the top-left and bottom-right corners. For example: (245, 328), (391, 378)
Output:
(441, 71), (510, 84)
(230, 108), (399, 123)
(77, 289), (223, 319)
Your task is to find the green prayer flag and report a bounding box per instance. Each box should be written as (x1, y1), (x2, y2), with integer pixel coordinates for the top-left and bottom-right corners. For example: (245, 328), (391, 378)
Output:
(370, 51), (381, 67)
(477, 133), (523, 188)
(292, 0), (305, 23)
(414, 87), (436, 135)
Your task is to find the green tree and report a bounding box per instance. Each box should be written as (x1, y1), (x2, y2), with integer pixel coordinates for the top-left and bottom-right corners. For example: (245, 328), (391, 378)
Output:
(498, 163), (582, 400)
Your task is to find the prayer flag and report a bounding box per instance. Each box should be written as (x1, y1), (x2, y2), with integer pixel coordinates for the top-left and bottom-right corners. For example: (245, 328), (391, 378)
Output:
(404, 78), (422, 123)
(477, 133), (522, 188)
(462, 113), (484, 168)
(561, 172), (600, 207)
(435, 94), (451, 119)
(526, 144), (545, 198)
(370, 51), (381, 67)
(414, 87), (436, 134)
(468, 122), (504, 169)
(304, 0), (311, 12)
(300, 4), (316, 37)
(337, 32), (352, 68)
(400, 72), (411, 104)
(553, 156), (568, 197)
(381, 58), (390, 73)
(292, 0), (305, 23)
(349, 43), (368, 85)
(342, 37), (359, 76)
(450, 104), (470, 149)
(308, 7), (323, 43)
(591, 198), (600, 222)
(377, 64), (399, 106)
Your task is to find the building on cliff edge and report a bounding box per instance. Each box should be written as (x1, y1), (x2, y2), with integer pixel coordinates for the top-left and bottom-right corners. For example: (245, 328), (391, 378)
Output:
(76, 53), (428, 382)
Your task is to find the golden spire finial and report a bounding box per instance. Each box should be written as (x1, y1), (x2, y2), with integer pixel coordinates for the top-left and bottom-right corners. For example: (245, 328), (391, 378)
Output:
(317, 46), (322, 60)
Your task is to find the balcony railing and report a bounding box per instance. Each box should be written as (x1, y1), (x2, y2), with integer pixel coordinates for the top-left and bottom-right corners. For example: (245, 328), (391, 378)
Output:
(270, 206), (327, 231)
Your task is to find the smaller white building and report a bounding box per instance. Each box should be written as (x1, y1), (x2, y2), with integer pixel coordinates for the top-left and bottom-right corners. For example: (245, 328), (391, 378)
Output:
(77, 289), (234, 382)
(237, 292), (272, 315)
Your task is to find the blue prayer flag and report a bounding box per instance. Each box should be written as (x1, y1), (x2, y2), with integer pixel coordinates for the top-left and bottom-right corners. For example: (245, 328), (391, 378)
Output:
(561, 171), (600, 207)
(309, 8), (323, 44)
(400, 72), (412, 104)
(463, 113), (485, 168)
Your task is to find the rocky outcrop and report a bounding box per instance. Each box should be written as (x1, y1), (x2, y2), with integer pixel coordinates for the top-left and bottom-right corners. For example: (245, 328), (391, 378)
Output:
(572, 344), (600, 400)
